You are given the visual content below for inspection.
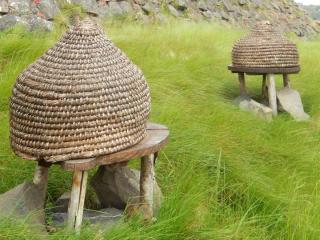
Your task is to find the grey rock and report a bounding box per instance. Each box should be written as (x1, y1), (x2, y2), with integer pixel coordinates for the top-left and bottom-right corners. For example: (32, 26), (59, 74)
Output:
(277, 87), (310, 121)
(37, 0), (59, 20)
(69, 0), (99, 16)
(223, 0), (234, 12)
(52, 190), (101, 213)
(198, 0), (207, 11)
(0, 0), (9, 13)
(52, 192), (70, 213)
(202, 10), (213, 19)
(8, 0), (31, 15)
(175, 0), (188, 11)
(141, 2), (159, 15)
(168, 4), (180, 17)
(0, 182), (46, 231)
(239, 0), (246, 5)
(133, 0), (145, 5)
(271, 2), (280, 11)
(252, 0), (263, 7)
(25, 15), (53, 31)
(99, 1), (125, 18)
(221, 11), (230, 21)
(234, 95), (273, 121)
(109, 1), (124, 16)
(0, 14), (27, 31)
(91, 165), (162, 214)
(119, 1), (133, 14)
(51, 208), (123, 227)
(0, 0), (316, 37)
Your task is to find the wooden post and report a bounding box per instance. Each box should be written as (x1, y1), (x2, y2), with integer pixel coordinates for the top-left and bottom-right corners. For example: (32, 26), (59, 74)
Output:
(283, 74), (291, 88)
(33, 161), (50, 203)
(67, 170), (88, 233)
(266, 74), (277, 116)
(140, 154), (155, 221)
(238, 73), (247, 95)
(261, 74), (268, 102)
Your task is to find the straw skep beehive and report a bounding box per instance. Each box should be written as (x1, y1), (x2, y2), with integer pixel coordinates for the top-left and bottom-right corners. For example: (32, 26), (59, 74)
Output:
(9, 18), (151, 162)
(230, 21), (300, 73)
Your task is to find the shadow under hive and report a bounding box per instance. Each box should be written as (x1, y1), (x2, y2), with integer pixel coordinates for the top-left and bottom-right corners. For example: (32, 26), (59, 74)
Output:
(228, 21), (302, 117)
(9, 18), (151, 162)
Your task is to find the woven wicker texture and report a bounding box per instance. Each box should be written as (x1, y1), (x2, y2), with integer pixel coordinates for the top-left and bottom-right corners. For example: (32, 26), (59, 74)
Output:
(9, 18), (151, 162)
(231, 21), (299, 69)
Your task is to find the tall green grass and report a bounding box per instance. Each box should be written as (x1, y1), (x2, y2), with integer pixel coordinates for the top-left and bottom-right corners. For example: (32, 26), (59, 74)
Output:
(0, 20), (320, 239)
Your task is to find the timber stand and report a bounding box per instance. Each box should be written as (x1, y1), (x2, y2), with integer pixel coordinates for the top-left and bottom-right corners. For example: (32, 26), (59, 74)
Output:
(32, 123), (169, 233)
(228, 66), (301, 117)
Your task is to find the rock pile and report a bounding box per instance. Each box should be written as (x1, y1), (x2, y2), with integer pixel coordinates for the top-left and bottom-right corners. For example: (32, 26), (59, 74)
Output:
(0, 0), (59, 31)
(0, 0), (318, 37)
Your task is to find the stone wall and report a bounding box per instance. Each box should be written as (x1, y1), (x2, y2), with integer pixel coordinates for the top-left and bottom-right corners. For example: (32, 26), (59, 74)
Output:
(0, 0), (318, 37)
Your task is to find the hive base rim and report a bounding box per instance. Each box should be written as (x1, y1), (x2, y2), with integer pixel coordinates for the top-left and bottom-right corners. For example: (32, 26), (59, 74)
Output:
(228, 65), (300, 75)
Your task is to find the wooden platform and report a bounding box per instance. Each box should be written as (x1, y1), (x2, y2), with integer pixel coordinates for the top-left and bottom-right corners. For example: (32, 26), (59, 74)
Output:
(58, 123), (169, 171)
(228, 65), (300, 75)
(32, 122), (169, 233)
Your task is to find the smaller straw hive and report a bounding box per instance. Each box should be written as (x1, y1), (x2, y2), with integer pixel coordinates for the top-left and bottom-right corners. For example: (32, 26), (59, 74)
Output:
(9, 18), (151, 162)
(231, 21), (300, 70)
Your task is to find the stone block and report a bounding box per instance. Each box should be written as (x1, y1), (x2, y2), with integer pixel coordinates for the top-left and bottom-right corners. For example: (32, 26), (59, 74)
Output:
(91, 165), (162, 214)
(277, 87), (310, 121)
(0, 181), (46, 232)
(234, 95), (273, 121)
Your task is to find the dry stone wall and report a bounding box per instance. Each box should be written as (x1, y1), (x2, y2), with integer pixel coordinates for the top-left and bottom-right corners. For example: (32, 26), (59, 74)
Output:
(0, 0), (318, 37)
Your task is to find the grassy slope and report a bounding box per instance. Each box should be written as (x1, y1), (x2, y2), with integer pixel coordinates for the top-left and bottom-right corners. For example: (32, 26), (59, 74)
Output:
(0, 21), (320, 239)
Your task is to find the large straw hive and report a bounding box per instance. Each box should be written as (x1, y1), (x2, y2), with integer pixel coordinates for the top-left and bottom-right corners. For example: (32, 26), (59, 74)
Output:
(9, 18), (151, 162)
(230, 21), (300, 73)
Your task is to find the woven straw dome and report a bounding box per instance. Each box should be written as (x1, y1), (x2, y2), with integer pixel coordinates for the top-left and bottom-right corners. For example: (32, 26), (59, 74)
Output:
(231, 21), (300, 72)
(9, 18), (151, 162)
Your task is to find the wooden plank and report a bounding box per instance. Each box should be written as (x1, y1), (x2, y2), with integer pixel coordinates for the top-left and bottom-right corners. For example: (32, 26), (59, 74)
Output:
(33, 161), (50, 203)
(266, 74), (278, 116)
(75, 171), (88, 233)
(261, 74), (268, 102)
(238, 73), (247, 95)
(140, 154), (155, 221)
(67, 170), (82, 229)
(60, 123), (169, 171)
(228, 65), (300, 74)
(146, 122), (168, 130)
(17, 122), (169, 164)
(283, 74), (291, 88)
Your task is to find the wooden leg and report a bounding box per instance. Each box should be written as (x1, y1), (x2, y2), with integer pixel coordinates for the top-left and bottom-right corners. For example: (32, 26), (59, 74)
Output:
(283, 74), (290, 88)
(266, 74), (277, 116)
(67, 170), (88, 233)
(261, 74), (268, 102)
(140, 154), (155, 221)
(238, 73), (247, 95)
(33, 161), (50, 203)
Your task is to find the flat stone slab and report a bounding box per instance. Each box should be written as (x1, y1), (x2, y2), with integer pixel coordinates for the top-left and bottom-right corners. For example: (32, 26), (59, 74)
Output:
(91, 165), (162, 214)
(50, 208), (123, 229)
(0, 181), (46, 232)
(277, 87), (310, 121)
(234, 95), (273, 121)
(52, 192), (71, 213)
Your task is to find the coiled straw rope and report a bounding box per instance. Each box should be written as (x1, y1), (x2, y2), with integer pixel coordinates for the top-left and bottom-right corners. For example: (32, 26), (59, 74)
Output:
(9, 18), (151, 162)
(231, 21), (300, 70)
